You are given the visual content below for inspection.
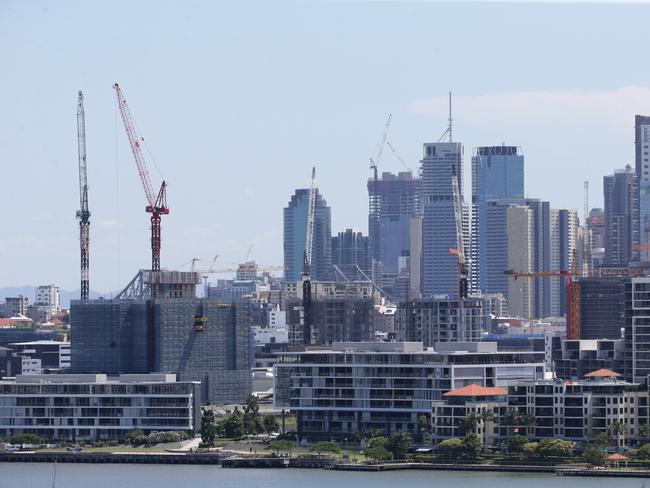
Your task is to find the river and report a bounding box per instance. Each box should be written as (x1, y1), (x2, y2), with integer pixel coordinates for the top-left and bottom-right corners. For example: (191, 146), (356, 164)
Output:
(2, 464), (648, 488)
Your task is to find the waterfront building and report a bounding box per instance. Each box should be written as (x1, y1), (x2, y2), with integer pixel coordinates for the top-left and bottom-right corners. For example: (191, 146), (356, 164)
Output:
(548, 337), (624, 380)
(0, 373), (200, 442)
(420, 142), (464, 297)
(70, 270), (251, 404)
(283, 188), (332, 282)
(507, 369), (645, 445)
(470, 146), (524, 293)
(604, 166), (638, 267)
(431, 384), (507, 445)
(395, 297), (485, 346)
(331, 229), (371, 276)
(273, 341), (545, 438)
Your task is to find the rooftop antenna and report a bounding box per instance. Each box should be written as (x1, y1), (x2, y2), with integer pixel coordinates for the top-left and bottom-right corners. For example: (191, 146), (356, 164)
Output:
(448, 91), (453, 143)
(437, 91), (454, 143)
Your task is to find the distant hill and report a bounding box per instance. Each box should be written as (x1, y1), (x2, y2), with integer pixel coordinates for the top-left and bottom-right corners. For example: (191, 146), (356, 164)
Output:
(0, 286), (117, 309)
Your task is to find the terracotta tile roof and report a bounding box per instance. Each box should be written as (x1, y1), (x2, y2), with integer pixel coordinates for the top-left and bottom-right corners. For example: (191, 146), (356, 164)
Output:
(443, 384), (508, 397)
(608, 453), (627, 460)
(584, 368), (621, 378)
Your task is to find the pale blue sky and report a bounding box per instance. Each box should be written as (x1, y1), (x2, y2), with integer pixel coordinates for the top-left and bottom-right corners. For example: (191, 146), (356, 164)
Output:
(2, 0), (650, 292)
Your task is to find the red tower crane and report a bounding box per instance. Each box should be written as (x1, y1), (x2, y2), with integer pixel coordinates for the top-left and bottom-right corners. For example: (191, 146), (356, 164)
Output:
(113, 83), (169, 271)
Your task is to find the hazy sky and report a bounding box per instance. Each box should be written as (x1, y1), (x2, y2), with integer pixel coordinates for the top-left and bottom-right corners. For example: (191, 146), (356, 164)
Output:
(2, 0), (650, 292)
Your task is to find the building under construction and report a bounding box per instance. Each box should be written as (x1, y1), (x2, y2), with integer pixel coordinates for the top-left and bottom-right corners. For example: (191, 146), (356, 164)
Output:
(71, 270), (251, 404)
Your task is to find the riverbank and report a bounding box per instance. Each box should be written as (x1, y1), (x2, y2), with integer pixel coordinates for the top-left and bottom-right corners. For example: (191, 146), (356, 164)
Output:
(3, 451), (650, 478)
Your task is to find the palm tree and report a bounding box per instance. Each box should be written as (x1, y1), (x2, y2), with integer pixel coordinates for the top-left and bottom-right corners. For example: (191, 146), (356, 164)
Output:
(520, 413), (536, 437)
(500, 408), (518, 438)
(609, 420), (628, 448)
(478, 409), (495, 446)
(638, 423), (650, 444)
(460, 412), (480, 437)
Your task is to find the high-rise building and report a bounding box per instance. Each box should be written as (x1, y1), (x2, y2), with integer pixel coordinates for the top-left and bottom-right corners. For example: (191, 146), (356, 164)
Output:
(604, 166), (638, 267)
(572, 277), (625, 340)
(471, 146), (524, 293)
(367, 171), (419, 283)
(624, 277), (650, 382)
(549, 209), (579, 316)
(635, 115), (650, 261)
(4, 296), (28, 317)
(395, 297), (485, 346)
(506, 205), (535, 319)
(71, 270), (252, 404)
(409, 216), (423, 299)
(420, 142), (464, 297)
(35, 285), (60, 312)
(523, 198), (551, 318)
(283, 188), (332, 282)
(331, 229), (371, 275)
(588, 208), (605, 250)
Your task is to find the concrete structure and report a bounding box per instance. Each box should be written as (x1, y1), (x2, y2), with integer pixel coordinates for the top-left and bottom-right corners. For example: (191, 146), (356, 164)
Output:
(274, 341), (545, 438)
(432, 384), (507, 445)
(4, 340), (70, 375)
(35, 285), (60, 312)
(471, 146), (524, 293)
(283, 188), (332, 282)
(508, 370), (644, 445)
(409, 216), (423, 299)
(286, 281), (381, 346)
(604, 166), (638, 267)
(395, 297), (485, 346)
(549, 337), (624, 380)
(420, 142), (464, 297)
(549, 208), (579, 317)
(367, 171), (419, 285)
(573, 277), (625, 340)
(636, 115), (650, 261)
(624, 277), (650, 382)
(4, 296), (28, 318)
(331, 229), (371, 276)
(0, 374), (200, 441)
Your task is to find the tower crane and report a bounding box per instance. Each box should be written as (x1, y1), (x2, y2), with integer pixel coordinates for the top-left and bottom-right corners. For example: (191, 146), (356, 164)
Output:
(386, 141), (413, 173)
(369, 114), (392, 181)
(302, 167), (317, 345)
(449, 164), (468, 299)
(113, 83), (169, 272)
(76, 91), (91, 300)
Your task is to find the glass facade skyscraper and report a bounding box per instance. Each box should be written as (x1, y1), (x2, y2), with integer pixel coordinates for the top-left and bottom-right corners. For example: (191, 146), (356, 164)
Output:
(471, 146), (524, 293)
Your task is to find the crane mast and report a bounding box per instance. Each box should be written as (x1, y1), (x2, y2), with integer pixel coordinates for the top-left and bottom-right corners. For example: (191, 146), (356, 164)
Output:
(113, 83), (169, 272)
(302, 167), (316, 345)
(450, 164), (467, 298)
(76, 91), (90, 300)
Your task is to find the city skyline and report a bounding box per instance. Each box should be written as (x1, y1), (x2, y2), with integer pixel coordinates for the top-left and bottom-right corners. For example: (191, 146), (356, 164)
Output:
(3, 2), (650, 291)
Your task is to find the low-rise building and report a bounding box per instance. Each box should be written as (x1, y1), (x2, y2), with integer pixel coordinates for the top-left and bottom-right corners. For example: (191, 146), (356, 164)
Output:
(273, 341), (545, 439)
(0, 373), (201, 442)
(4, 340), (70, 375)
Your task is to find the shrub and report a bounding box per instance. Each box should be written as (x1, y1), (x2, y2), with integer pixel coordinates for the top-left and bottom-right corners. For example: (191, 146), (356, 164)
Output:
(309, 441), (341, 455)
(582, 446), (607, 466)
(506, 435), (529, 454)
(635, 443), (650, 459)
(535, 438), (574, 458)
(436, 438), (464, 457)
(9, 434), (42, 445)
(366, 446), (392, 461)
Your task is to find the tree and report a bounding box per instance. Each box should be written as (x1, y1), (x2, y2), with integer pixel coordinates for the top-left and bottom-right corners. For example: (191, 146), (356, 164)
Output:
(478, 409), (495, 446)
(521, 442), (538, 458)
(365, 446), (392, 461)
(437, 438), (464, 457)
(200, 409), (218, 446)
(582, 446), (607, 467)
(634, 443), (650, 459)
(309, 441), (341, 455)
(385, 431), (412, 460)
(639, 423), (650, 443)
(506, 434), (529, 455)
(609, 420), (628, 447)
(462, 433), (482, 458)
(266, 439), (293, 455)
(520, 413), (536, 436)
(222, 408), (245, 439)
(263, 414), (279, 435)
(125, 428), (145, 445)
(368, 436), (387, 449)
(417, 415), (432, 443)
(593, 431), (613, 448)
(244, 395), (259, 416)
(460, 413), (480, 436)
(9, 433), (42, 445)
(500, 408), (519, 437)
(536, 438), (574, 458)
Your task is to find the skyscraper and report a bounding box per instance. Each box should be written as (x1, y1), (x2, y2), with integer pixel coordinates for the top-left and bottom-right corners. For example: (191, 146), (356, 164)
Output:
(283, 188), (332, 282)
(636, 115), (650, 261)
(549, 208), (579, 316)
(420, 142), (464, 297)
(367, 171), (419, 283)
(331, 228), (371, 275)
(471, 146), (524, 293)
(603, 166), (638, 267)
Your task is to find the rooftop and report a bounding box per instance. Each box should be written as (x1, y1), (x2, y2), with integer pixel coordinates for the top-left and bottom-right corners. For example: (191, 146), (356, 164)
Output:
(444, 384), (508, 397)
(1, 373), (195, 385)
(584, 368), (621, 378)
